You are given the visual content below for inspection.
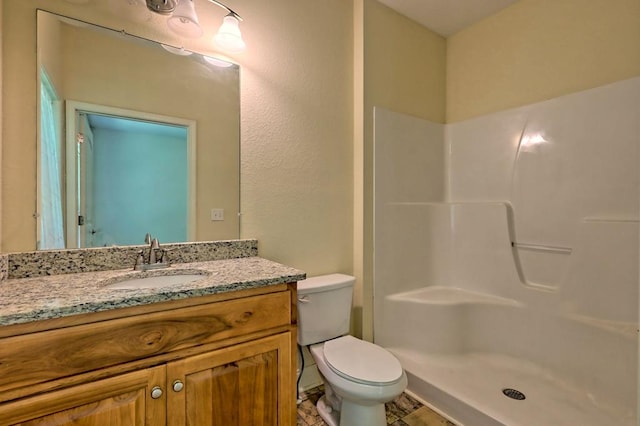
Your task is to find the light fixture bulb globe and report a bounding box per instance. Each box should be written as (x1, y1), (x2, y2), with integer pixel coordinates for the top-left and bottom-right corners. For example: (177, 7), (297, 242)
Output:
(213, 14), (246, 53)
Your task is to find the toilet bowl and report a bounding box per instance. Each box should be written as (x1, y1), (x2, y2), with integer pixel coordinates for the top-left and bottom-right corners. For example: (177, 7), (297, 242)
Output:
(297, 274), (407, 426)
(309, 336), (407, 426)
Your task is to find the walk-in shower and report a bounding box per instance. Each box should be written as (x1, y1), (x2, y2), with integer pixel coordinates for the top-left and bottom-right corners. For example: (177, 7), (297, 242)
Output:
(373, 77), (639, 425)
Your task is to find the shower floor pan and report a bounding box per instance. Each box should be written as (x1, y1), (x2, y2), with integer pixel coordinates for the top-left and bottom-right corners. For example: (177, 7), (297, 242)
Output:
(393, 349), (634, 426)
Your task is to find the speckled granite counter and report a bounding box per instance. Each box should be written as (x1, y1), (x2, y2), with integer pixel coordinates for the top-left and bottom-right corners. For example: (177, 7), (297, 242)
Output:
(5, 239), (259, 279)
(0, 257), (305, 327)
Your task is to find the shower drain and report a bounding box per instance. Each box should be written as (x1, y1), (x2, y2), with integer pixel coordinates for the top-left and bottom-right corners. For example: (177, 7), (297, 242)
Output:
(502, 388), (526, 400)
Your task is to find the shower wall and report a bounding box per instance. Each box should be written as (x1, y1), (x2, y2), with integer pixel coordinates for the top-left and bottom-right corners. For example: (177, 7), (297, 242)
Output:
(447, 77), (639, 294)
(373, 107), (445, 296)
(374, 77), (639, 316)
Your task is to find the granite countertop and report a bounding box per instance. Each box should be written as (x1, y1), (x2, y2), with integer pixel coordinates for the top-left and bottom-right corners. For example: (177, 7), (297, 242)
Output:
(0, 257), (305, 327)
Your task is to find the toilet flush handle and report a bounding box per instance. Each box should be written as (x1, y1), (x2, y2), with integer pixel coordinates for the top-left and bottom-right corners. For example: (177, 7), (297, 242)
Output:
(298, 296), (310, 304)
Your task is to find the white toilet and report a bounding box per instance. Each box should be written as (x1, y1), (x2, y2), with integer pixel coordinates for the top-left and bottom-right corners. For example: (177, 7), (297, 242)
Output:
(297, 274), (407, 426)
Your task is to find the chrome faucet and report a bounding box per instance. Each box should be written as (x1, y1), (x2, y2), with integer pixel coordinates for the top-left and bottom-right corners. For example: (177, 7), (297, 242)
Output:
(134, 233), (170, 271)
(146, 233), (160, 264)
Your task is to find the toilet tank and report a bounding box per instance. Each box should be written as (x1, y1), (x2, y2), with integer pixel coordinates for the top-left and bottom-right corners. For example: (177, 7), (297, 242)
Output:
(297, 274), (355, 346)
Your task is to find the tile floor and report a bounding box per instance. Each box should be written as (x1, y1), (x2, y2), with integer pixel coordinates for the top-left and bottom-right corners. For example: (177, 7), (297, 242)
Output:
(297, 386), (456, 426)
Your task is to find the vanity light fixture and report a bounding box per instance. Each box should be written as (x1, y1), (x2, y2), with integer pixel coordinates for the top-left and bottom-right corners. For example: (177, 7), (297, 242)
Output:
(145, 0), (246, 53)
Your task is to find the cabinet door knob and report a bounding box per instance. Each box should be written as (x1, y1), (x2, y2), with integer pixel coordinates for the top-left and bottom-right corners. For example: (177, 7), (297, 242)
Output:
(172, 380), (184, 392)
(150, 386), (163, 399)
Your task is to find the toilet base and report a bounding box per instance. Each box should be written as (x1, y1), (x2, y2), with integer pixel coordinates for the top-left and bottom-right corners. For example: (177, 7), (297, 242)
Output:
(316, 395), (340, 426)
(316, 394), (387, 426)
(340, 399), (386, 426)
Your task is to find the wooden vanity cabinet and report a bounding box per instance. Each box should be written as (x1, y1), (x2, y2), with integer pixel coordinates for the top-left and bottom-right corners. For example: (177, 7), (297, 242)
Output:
(0, 284), (297, 426)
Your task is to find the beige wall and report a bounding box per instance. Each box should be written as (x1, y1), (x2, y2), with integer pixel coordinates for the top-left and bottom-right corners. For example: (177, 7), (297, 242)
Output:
(0, 4), (3, 249)
(447, 0), (640, 122)
(364, 2), (446, 123)
(357, 0), (446, 338)
(38, 12), (63, 93)
(237, 0), (354, 278)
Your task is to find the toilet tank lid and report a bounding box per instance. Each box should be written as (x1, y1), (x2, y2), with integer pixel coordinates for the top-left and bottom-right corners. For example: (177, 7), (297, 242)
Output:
(297, 274), (355, 295)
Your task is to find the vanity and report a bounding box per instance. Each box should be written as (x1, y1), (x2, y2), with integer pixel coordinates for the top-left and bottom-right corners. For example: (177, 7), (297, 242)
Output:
(0, 240), (304, 425)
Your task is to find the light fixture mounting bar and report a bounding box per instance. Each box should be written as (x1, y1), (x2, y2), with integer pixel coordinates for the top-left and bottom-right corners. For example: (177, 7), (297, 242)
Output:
(206, 0), (243, 21)
(146, 0), (178, 15)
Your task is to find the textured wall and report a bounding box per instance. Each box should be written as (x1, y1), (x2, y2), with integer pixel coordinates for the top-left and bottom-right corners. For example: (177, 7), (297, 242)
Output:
(0, 3), (3, 249)
(447, 0), (640, 122)
(238, 0), (355, 277)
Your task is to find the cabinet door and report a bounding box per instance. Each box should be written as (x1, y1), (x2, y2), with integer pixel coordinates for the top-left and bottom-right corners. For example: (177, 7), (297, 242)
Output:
(0, 365), (166, 425)
(167, 332), (293, 426)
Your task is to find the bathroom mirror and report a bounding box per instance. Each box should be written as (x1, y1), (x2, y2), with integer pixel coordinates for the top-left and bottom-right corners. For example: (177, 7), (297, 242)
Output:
(34, 9), (240, 249)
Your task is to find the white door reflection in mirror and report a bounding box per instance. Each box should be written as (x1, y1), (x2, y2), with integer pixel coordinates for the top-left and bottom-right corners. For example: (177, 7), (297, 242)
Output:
(65, 102), (196, 248)
(38, 72), (65, 250)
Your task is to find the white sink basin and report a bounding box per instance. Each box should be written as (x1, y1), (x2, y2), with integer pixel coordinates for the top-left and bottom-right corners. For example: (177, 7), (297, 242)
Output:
(106, 273), (206, 290)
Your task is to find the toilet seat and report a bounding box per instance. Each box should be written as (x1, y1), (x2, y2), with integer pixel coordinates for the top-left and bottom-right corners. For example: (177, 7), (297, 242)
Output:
(322, 336), (404, 386)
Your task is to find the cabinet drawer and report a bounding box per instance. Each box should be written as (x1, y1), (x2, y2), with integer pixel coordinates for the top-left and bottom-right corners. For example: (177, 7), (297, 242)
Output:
(0, 291), (291, 394)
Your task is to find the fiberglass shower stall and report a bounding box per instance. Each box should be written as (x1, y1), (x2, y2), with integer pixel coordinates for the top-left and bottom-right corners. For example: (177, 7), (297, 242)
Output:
(373, 77), (639, 426)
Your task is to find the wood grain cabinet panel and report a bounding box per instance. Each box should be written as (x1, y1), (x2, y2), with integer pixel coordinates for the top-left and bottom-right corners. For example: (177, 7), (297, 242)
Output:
(167, 333), (292, 426)
(0, 366), (166, 425)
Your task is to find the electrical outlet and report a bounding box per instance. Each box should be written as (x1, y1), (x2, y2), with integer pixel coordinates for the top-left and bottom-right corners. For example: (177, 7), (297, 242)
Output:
(210, 208), (224, 221)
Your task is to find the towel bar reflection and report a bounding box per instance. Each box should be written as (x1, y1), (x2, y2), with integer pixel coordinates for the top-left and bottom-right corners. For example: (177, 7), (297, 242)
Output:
(511, 242), (572, 254)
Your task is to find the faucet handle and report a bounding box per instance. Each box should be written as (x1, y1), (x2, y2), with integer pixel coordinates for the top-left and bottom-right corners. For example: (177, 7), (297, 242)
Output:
(134, 250), (144, 269)
(144, 233), (152, 244)
(160, 247), (177, 264)
(150, 238), (160, 249)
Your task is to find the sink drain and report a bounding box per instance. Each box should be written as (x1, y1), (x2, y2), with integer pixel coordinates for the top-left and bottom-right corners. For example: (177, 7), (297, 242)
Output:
(502, 388), (526, 400)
